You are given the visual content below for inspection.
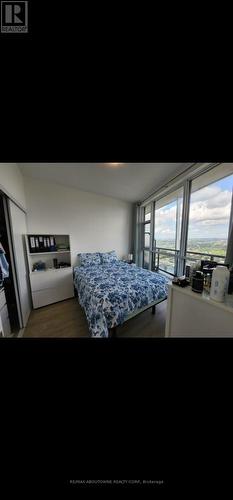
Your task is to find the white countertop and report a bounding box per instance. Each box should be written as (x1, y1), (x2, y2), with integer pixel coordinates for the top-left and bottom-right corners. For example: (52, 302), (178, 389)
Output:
(169, 283), (233, 314)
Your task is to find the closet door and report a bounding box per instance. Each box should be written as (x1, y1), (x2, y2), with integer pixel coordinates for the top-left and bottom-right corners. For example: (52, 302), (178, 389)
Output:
(8, 200), (31, 328)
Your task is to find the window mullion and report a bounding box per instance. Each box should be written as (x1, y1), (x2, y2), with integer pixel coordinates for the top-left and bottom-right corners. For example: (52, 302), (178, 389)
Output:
(178, 179), (191, 276)
(149, 202), (154, 270)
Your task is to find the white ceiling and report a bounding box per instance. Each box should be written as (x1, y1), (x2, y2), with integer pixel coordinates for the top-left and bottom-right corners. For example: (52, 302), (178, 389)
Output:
(18, 163), (194, 203)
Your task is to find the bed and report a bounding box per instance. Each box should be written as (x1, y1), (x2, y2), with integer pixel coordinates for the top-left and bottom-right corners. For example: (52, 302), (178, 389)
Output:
(73, 252), (169, 337)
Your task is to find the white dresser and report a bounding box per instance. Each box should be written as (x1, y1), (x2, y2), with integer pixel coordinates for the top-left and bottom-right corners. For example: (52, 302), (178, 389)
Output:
(0, 288), (11, 337)
(165, 283), (233, 337)
(30, 267), (74, 308)
(25, 234), (74, 309)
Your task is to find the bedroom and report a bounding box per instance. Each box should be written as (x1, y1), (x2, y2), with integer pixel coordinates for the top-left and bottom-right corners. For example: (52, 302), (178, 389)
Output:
(0, 162), (233, 338)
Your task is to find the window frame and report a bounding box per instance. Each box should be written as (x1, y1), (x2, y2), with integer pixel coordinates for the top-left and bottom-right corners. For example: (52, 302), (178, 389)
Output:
(153, 186), (184, 276)
(142, 203), (153, 270)
(137, 163), (233, 277)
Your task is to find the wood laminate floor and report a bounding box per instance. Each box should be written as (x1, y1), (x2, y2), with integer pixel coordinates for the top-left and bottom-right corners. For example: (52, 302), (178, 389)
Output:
(23, 298), (167, 338)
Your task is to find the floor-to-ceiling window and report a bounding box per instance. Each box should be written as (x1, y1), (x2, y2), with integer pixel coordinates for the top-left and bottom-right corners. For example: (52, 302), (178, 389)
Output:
(185, 166), (233, 269)
(140, 163), (233, 276)
(152, 187), (183, 275)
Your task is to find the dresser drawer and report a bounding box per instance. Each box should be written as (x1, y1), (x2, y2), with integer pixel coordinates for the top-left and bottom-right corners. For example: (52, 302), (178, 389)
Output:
(32, 285), (74, 309)
(30, 268), (73, 292)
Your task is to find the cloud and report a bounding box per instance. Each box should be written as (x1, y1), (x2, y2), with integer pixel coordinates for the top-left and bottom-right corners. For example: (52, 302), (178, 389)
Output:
(155, 227), (175, 237)
(155, 205), (177, 225)
(191, 185), (220, 203)
(205, 190), (232, 208)
(189, 188), (231, 224)
(191, 184), (231, 205)
(154, 183), (232, 239)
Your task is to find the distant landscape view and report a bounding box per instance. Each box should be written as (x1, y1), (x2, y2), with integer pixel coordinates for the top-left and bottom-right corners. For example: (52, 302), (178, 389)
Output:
(187, 238), (227, 256)
(155, 238), (227, 274)
(157, 238), (227, 256)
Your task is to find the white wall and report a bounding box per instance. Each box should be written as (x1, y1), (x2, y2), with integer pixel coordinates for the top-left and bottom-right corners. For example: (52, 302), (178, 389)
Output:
(0, 163), (26, 210)
(23, 176), (133, 266)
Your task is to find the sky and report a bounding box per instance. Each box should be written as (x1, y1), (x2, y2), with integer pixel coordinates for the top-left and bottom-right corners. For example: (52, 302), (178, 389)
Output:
(154, 174), (233, 241)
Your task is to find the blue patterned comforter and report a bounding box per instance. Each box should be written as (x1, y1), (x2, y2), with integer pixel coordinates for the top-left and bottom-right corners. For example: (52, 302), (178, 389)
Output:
(74, 262), (169, 337)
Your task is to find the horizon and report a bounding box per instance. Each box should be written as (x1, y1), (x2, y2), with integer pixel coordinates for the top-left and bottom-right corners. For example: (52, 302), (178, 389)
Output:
(155, 237), (227, 241)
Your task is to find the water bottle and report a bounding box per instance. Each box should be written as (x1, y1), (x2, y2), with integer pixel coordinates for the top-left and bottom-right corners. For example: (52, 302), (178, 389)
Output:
(210, 265), (230, 302)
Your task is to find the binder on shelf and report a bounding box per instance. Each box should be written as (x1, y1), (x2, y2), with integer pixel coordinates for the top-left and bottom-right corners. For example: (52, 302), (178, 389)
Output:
(35, 238), (39, 252)
(29, 236), (36, 253)
(39, 236), (44, 251)
(50, 236), (56, 252)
